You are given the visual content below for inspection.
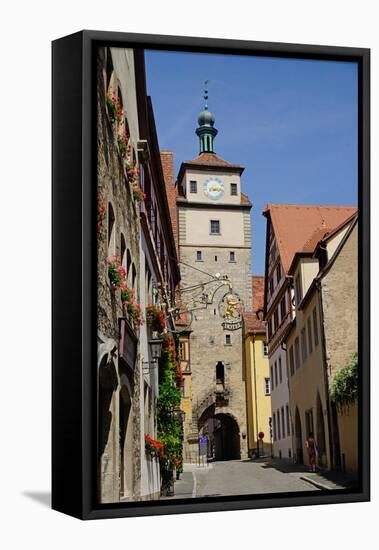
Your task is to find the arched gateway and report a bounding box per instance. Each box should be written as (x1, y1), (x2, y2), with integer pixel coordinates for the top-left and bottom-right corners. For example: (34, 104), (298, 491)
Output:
(198, 405), (241, 461)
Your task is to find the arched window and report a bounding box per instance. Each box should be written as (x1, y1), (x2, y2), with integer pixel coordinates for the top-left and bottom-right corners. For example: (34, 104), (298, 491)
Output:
(105, 48), (113, 93)
(216, 362), (224, 384)
(132, 263), (137, 291)
(126, 250), (132, 285)
(120, 233), (126, 270)
(107, 203), (116, 258)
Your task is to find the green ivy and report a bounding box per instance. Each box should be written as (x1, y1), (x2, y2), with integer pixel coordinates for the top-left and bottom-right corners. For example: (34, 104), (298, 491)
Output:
(330, 352), (358, 411)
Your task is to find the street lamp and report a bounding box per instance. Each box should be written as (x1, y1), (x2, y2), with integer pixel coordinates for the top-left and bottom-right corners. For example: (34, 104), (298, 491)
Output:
(142, 337), (163, 372)
(149, 337), (163, 361)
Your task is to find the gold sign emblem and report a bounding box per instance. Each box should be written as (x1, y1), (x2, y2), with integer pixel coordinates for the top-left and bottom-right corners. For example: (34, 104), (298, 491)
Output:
(219, 292), (244, 330)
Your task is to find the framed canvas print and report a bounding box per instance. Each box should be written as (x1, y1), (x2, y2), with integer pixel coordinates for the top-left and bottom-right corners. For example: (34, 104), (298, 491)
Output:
(52, 30), (370, 520)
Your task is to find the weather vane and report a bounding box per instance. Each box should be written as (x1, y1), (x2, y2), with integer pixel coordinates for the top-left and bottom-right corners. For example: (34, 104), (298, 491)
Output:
(204, 80), (209, 109)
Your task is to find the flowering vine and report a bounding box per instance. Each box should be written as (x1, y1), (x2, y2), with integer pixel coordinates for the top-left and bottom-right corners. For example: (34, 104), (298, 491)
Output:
(106, 94), (124, 124)
(106, 256), (143, 328)
(132, 186), (146, 203)
(146, 305), (166, 333)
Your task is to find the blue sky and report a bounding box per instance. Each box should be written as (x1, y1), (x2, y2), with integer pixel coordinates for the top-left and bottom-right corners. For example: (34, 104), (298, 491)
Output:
(145, 50), (358, 275)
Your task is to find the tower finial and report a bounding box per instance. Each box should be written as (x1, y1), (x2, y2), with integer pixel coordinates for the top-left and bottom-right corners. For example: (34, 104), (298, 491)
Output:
(204, 80), (209, 110)
(196, 81), (217, 154)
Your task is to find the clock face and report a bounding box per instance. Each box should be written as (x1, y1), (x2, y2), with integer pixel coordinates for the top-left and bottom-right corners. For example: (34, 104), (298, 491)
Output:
(203, 177), (224, 200)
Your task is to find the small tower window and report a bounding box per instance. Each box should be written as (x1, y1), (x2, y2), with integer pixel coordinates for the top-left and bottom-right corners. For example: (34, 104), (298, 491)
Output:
(216, 362), (225, 383)
(229, 251), (236, 262)
(210, 220), (220, 235)
(225, 334), (231, 346)
(196, 250), (202, 261)
(230, 183), (238, 196)
(215, 255), (218, 262)
(190, 181), (197, 194)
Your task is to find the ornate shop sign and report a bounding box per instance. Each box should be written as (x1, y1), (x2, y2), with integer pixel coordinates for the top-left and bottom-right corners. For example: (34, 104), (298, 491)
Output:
(219, 292), (244, 330)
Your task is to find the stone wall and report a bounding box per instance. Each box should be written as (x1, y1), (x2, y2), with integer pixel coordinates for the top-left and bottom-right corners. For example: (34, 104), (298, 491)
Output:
(97, 47), (142, 503)
(179, 243), (252, 460)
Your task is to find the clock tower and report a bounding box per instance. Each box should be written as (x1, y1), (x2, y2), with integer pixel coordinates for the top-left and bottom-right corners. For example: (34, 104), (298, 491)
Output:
(176, 88), (252, 461)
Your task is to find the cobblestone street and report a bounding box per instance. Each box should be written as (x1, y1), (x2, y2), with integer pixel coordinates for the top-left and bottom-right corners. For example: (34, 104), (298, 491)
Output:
(165, 458), (357, 500)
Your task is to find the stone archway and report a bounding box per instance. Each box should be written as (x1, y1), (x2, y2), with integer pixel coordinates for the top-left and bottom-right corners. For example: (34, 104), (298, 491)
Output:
(295, 407), (303, 464)
(214, 413), (241, 460)
(198, 405), (241, 461)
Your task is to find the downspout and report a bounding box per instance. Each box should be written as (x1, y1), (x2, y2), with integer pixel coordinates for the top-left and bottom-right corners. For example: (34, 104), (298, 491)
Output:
(316, 278), (334, 471)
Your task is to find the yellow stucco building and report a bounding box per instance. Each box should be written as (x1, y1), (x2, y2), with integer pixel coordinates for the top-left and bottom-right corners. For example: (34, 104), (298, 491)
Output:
(244, 276), (272, 457)
(285, 212), (358, 475)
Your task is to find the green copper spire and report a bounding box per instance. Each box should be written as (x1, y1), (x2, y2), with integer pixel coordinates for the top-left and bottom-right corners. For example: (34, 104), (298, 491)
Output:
(196, 81), (218, 154)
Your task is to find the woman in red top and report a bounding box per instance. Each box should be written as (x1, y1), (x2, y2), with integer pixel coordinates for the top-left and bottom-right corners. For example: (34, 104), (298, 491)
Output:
(305, 432), (318, 472)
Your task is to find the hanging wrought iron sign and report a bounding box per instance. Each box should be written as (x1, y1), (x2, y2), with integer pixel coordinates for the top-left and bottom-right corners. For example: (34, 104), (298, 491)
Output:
(219, 291), (244, 330)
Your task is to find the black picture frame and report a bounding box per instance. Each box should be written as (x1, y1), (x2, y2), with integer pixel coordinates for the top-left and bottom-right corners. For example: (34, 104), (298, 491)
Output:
(52, 30), (370, 520)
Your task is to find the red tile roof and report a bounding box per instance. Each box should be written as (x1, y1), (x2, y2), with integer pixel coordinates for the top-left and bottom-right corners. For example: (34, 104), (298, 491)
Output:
(244, 276), (266, 334)
(183, 152), (244, 169)
(264, 204), (357, 274)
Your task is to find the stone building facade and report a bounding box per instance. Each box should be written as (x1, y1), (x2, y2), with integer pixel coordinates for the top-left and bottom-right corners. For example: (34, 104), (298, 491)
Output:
(176, 98), (252, 461)
(97, 47), (180, 503)
(285, 212), (357, 473)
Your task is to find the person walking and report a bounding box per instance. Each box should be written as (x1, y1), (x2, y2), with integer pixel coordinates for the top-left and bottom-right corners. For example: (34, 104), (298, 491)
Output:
(305, 432), (318, 472)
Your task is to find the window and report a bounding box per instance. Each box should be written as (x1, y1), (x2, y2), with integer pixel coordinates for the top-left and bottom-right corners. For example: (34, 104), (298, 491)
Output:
(307, 317), (313, 354)
(263, 342), (268, 356)
(264, 377), (271, 395)
(120, 233), (126, 269)
(279, 357), (283, 383)
(274, 361), (278, 386)
(229, 251), (236, 262)
(269, 277), (274, 296)
(190, 180), (197, 193)
(273, 414), (277, 441)
(294, 337), (300, 370)
(305, 409), (314, 437)
(196, 250), (202, 261)
(286, 405), (291, 436)
(289, 346), (295, 376)
(281, 407), (285, 439)
(180, 379), (186, 397)
(276, 263), (281, 285)
(267, 318), (273, 339)
(215, 255), (218, 262)
(270, 366), (274, 390)
(230, 183), (238, 196)
(216, 362), (225, 383)
(277, 411), (281, 440)
(280, 296), (286, 322)
(107, 203), (116, 257)
(295, 274), (303, 306)
(210, 220), (220, 234)
(273, 308), (279, 331)
(131, 263), (137, 290)
(225, 334), (231, 345)
(301, 327), (307, 362)
(179, 341), (186, 361)
(313, 307), (319, 347)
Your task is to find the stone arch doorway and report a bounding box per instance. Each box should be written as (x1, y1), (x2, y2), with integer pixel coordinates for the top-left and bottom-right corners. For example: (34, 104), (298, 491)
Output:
(198, 406), (241, 461)
(119, 377), (133, 500)
(316, 393), (327, 467)
(214, 413), (241, 460)
(295, 407), (303, 464)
